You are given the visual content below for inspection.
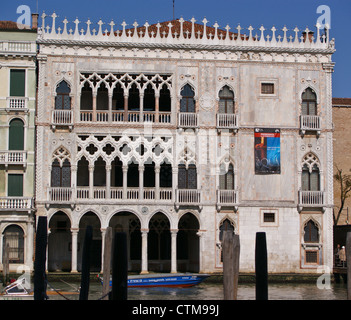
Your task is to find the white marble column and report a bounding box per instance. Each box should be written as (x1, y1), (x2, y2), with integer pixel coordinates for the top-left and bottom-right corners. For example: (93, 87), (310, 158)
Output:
(139, 165), (144, 200)
(70, 228), (78, 273)
(106, 164), (111, 199)
(89, 164), (94, 199)
(155, 165), (160, 200)
(140, 229), (149, 274)
(171, 229), (178, 273)
(122, 165), (128, 199)
(100, 228), (106, 273)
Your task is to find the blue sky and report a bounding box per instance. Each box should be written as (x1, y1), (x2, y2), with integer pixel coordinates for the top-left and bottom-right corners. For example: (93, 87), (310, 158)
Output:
(1, 0), (350, 97)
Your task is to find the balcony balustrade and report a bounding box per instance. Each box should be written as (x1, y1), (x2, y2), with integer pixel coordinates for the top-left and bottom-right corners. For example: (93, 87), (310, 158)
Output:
(298, 190), (325, 212)
(0, 197), (33, 210)
(6, 97), (28, 111)
(51, 110), (73, 130)
(178, 112), (198, 129)
(216, 189), (239, 210)
(216, 114), (238, 131)
(78, 110), (171, 124)
(300, 115), (321, 135)
(0, 151), (27, 167)
(175, 189), (201, 207)
(72, 187), (173, 202)
(48, 187), (73, 203)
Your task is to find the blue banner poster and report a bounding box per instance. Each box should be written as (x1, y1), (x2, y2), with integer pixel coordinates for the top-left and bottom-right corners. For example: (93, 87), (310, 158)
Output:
(254, 128), (281, 174)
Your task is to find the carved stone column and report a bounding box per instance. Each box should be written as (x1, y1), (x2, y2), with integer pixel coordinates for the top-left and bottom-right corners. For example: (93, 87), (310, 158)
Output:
(139, 165), (144, 200)
(122, 165), (128, 199)
(171, 229), (178, 273)
(89, 164), (94, 199)
(106, 164), (111, 199)
(70, 228), (79, 273)
(140, 229), (149, 274)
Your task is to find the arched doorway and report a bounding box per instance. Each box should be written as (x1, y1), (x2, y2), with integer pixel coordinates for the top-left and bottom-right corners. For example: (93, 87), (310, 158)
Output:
(148, 212), (171, 272)
(177, 213), (200, 272)
(109, 211), (141, 272)
(78, 212), (101, 272)
(3, 225), (24, 264)
(48, 211), (71, 271)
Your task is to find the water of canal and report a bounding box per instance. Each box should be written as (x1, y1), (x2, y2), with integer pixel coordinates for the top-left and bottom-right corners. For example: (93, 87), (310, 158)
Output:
(45, 280), (347, 300)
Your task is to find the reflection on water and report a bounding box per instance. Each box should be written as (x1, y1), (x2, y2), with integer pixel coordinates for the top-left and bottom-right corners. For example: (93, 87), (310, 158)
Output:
(46, 280), (347, 301)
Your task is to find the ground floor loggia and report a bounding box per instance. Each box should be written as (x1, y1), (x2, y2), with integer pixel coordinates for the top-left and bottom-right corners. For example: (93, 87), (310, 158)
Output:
(47, 210), (201, 274)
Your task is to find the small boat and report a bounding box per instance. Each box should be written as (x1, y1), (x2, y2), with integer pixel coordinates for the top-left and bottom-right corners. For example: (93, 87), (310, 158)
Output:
(99, 273), (210, 288)
(0, 275), (79, 300)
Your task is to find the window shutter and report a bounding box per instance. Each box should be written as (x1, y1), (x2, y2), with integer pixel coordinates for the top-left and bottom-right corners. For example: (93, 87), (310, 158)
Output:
(187, 165), (197, 189)
(51, 160), (61, 187)
(308, 102), (316, 116)
(310, 168), (320, 191)
(61, 160), (71, 187)
(8, 174), (23, 196)
(10, 70), (25, 97)
(8, 119), (24, 150)
(301, 101), (308, 116)
(178, 165), (186, 189)
(301, 169), (309, 191)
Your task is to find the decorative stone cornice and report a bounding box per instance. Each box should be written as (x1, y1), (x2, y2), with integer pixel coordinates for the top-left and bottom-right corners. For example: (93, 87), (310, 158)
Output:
(37, 14), (335, 55)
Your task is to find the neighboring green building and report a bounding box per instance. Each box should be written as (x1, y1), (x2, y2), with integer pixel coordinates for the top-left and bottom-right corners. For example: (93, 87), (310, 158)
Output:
(0, 17), (37, 272)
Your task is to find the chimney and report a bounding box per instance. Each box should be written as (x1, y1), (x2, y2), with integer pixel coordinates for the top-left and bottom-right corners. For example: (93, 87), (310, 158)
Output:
(31, 13), (39, 30)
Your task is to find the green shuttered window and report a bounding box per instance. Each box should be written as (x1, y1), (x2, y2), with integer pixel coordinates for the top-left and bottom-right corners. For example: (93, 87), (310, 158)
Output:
(9, 119), (24, 150)
(8, 174), (23, 197)
(10, 69), (25, 97)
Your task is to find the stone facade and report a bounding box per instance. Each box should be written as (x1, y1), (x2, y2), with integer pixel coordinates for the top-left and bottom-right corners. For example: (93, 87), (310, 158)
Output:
(34, 14), (335, 274)
(0, 21), (37, 272)
(332, 98), (351, 225)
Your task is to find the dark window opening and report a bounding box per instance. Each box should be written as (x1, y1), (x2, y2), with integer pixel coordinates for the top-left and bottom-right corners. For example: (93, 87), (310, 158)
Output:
(143, 83), (155, 111)
(128, 83), (140, 111)
(180, 84), (195, 113)
(55, 80), (71, 110)
(112, 82), (124, 110)
(159, 84), (171, 112)
(127, 163), (139, 187)
(261, 83), (274, 94)
(80, 82), (93, 110)
(304, 220), (319, 243)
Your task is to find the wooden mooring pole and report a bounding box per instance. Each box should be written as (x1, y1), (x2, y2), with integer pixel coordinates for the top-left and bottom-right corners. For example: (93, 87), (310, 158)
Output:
(102, 227), (112, 300)
(79, 225), (93, 300)
(2, 243), (9, 285)
(255, 232), (268, 300)
(111, 232), (128, 300)
(34, 216), (48, 300)
(223, 231), (240, 300)
(346, 232), (351, 300)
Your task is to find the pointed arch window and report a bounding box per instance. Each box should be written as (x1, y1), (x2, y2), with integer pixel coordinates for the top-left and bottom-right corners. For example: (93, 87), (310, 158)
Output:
(112, 82), (124, 111)
(178, 163), (197, 189)
(128, 83), (140, 111)
(97, 82), (108, 111)
(51, 159), (71, 187)
(180, 84), (195, 113)
(143, 83), (155, 112)
(301, 153), (321, 191)
(80, 82), (93, 111)
(304, 220), (319, 243)
(55, 80), (71, 110)
(218, 86), (234, 114)
(302, 164), (320, 191)
(159, 84), (171, 112)
(219, 163), (235, 190)
(302, 88), (317, 116)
